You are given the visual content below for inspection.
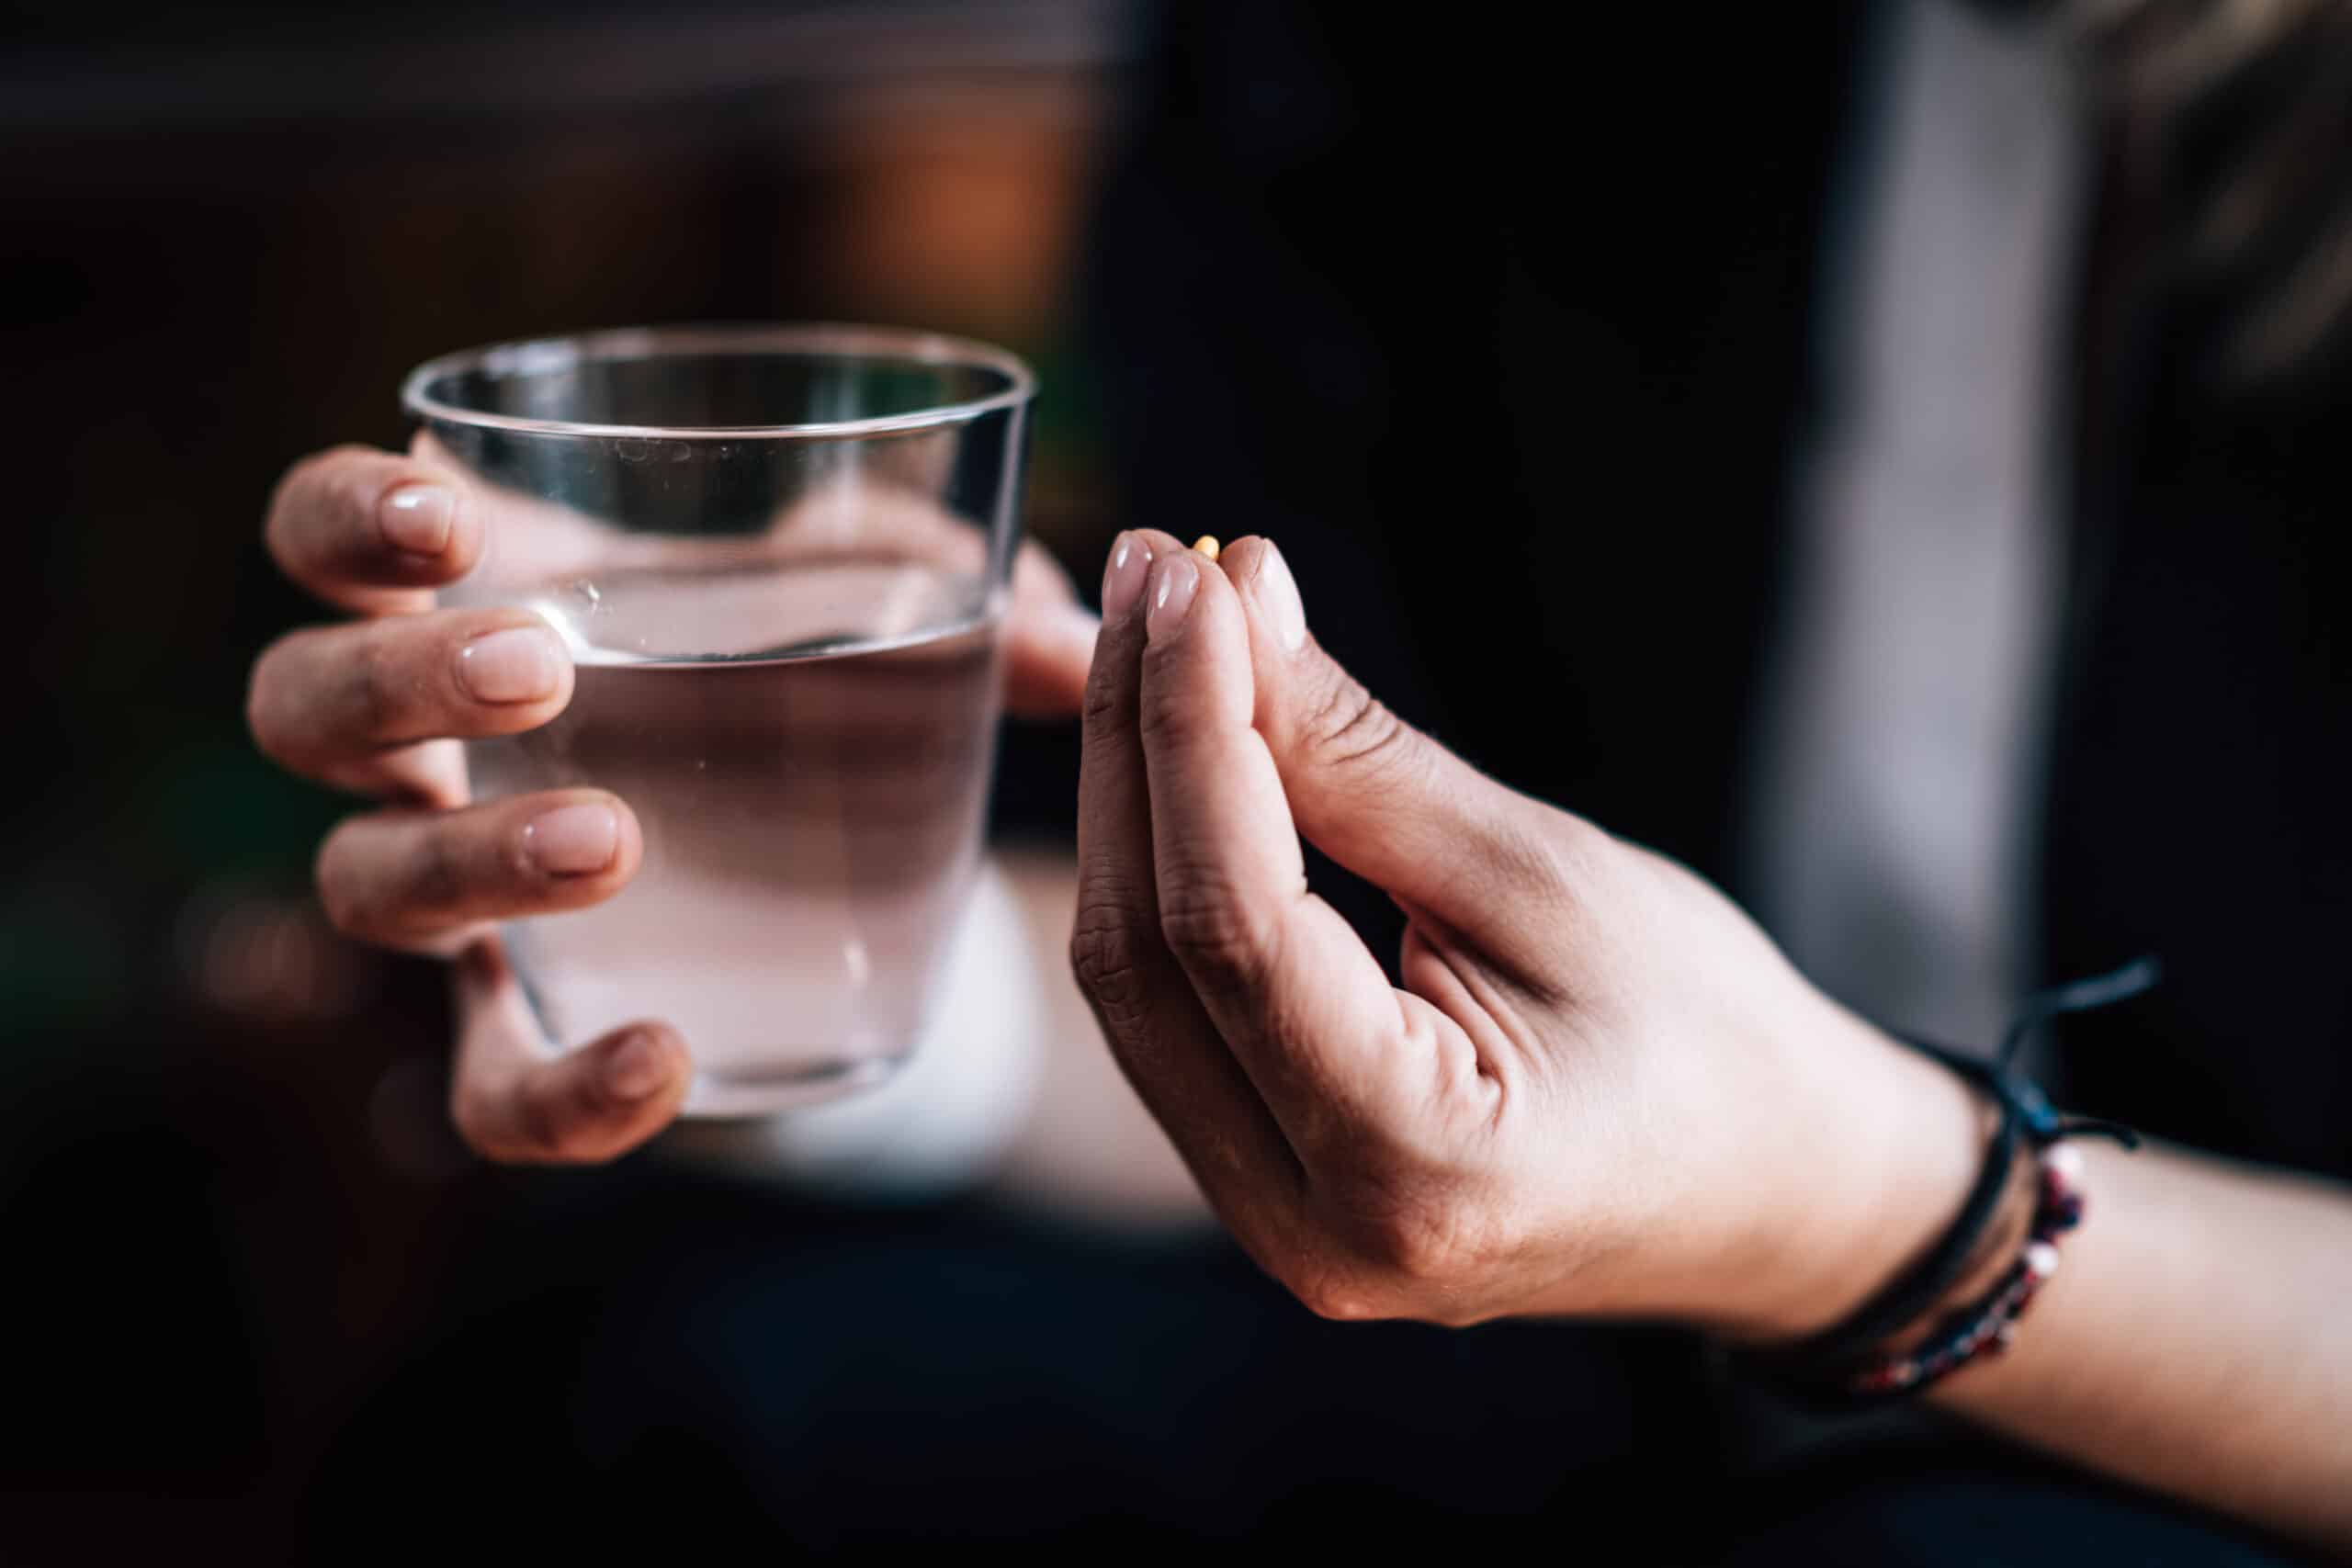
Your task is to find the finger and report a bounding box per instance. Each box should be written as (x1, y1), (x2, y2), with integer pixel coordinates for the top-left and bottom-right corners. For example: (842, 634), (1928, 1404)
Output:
(315, 789), (641, 952)
(267, 738), (471, 811)
(449, 941), (689, 1164)
(1072, 528), (1306, 1249)
(1135, 545), (1495, 1151)
(248, 609), (572, 794)
(1214, 536), (1581, 989)
(776, 487), (1098, 718)
(1004, 538), (1099, 719)
(266, 446), (484, 610)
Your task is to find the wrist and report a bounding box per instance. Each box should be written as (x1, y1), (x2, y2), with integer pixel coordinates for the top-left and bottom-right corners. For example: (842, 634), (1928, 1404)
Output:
(1542, 995), (1991, 1337)
(1724, 1005), (1992, 1342)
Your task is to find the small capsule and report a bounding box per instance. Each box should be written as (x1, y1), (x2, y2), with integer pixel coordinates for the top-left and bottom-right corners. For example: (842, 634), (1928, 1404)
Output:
(1191, 535), (1221, 562)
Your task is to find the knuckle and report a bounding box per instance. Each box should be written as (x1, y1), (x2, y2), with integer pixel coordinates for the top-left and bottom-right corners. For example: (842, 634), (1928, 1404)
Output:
(447, 1082), (502, 1157)
(1078, 668), (1128, 734)
(269, 447), (354, 544)
(1300, 673), (1411, 779)
(1156, 876), (1273, 989)
(1287, 1263), (1385, 1324)
(508, 1087), (570, 1161)
(401, 818), (471, 919)
(321, 443), (385, 499)
(1068, 897), (1151, 1016)
(450, 1075), (571, 1164)
(348, 629), (406, 744)
(448, 1079), (537, 1162)
(1501, 812), (1586, 906)
(1358, 1208), (1456, 1284)
(1535, 807), (1607, 877)
(1331, 1168), (1491, 1291)
(317, 814), (469, 941)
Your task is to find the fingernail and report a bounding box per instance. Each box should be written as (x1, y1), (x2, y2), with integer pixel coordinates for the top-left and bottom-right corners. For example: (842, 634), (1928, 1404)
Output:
(1146, 551), (1199, 640)
(380, 483), (455, 556)
(602, 1031), (673, 1100)
(1102, 531), (1151, 619)
(459, 626), (564, 705)
(1254, 539), (1308, 653)
(525, 803), (618, 875)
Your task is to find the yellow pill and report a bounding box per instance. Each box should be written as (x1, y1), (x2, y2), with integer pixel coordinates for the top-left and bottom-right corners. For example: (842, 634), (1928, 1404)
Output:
(1192, 535), (1222, 561)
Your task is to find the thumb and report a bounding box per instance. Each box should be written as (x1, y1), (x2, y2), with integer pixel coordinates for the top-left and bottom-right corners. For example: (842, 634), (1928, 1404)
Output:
(1216, 536), (1574, 980)
(449, 940), (691, 1163)
(1002, 537), (1099, 718)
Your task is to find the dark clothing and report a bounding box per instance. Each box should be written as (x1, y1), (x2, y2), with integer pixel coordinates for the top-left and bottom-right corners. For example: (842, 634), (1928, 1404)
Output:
(309, 1163), (2297, 1563)
(1071, 0), (2352, 1179)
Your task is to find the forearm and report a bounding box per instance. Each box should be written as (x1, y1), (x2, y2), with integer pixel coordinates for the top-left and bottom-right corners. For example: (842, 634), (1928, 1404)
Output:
(1929, 1138), (2352, 1548)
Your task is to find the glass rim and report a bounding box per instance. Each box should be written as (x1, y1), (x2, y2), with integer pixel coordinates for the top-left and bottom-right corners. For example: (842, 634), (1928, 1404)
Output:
(400, 322), (1036, 442)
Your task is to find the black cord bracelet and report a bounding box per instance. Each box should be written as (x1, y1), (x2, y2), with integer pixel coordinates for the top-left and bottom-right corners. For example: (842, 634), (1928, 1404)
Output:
(1747, 957), (2157, 1404)
(1761, 1094), (2024, 1385)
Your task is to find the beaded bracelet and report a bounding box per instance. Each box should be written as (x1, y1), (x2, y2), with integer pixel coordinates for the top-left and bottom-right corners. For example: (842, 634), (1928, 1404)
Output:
(1751, 957), (2155, 1406)
(1845, 1140), (2086, 1395)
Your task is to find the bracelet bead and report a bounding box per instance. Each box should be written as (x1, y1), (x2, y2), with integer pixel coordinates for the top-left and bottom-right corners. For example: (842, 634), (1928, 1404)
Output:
(1751, 959), (2154, 1409)
(1840, 1139), (2086, 1398)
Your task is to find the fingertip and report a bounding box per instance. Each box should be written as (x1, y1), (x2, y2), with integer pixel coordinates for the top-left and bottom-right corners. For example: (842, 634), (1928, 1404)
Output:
(1220, 536), (1309, 656)
(268, 445), (485, 604)
(1128, 527), (1191, 562)
(1143, 548), (1203, 642)
(1039, 597), (1102, 663)
(1081, 539), (1156, 732)
(1004, 600), (1098, 719)
(491, 1021), (689, 1163)
(433, 479), (485, 578)
(379, 480), (455, 557)
(608, 792), (647, 884)
(518, 788), (643, 894)
(374, 473), (484, 585)
(1010, 533), (1083, 604)
(597, 1021), (692, 1105)
(1216, 534), (1272, 581)
(1137, 542), (1258, 733)
(453, 612), (574, 718)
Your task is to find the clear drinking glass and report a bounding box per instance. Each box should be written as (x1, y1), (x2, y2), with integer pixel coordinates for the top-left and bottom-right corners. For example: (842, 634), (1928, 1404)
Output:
(403, 325), (1034, 1116)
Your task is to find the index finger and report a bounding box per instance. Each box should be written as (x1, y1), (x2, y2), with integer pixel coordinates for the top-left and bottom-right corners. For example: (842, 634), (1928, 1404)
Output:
(1134, 547), (1490, 1158)
(1073, 529), (1307, 1247)
(265, 445), (484, 611)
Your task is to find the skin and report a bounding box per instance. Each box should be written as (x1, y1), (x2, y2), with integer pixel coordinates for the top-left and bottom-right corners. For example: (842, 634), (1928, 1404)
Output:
(247, 444), (1102, 1160)
(249, 455), (2352, 1544)
(1070, 529), (2352, 1548)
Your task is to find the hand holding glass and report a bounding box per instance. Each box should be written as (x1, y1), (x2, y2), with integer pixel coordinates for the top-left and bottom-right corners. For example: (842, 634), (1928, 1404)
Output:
(409, 326), (1034, 1115)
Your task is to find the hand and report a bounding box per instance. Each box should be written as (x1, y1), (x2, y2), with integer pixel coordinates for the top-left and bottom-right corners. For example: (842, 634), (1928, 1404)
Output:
(1070, 533), (1984, 1332)
(247, 443), (1099, 1163)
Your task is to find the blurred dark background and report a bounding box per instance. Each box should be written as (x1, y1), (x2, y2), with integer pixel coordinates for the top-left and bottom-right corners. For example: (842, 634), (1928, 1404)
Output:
(1, 0), (1139, 1551)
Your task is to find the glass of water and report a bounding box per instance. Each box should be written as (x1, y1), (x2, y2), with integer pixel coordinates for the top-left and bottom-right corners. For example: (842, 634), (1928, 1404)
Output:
(404, 325), (1035, 1116)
